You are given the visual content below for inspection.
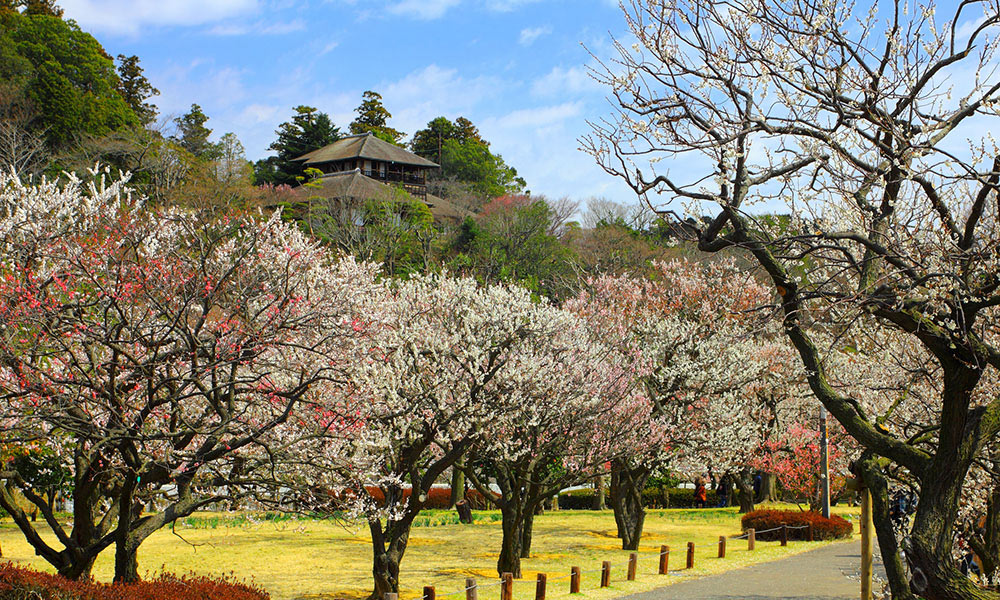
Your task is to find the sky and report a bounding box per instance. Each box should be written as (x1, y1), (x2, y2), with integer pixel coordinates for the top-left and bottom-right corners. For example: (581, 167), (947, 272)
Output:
(57, 0), (637, 206)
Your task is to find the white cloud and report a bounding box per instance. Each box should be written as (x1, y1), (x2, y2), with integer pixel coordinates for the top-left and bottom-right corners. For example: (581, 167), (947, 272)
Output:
(518, 25), (551, 46)
(488, 0), (542, 12)
(59, 0), (258, 35)
(379, 64), (500, 134)
(380, 0), (542, 20)
(207, 19), (306, 36)
(318, 41), (340, 56)
(388, 0), (461, 20)
(531, 66), (601, 97)
(489, 102), (583, 130)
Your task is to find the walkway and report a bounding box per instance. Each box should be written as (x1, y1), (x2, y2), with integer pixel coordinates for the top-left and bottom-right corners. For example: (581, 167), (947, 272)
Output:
(621, 540), (882, 600)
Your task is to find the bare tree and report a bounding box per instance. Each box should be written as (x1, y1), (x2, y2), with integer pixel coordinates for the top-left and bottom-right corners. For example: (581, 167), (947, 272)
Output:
(585, 1), (1000, 598)
(0, 84), (47, 175)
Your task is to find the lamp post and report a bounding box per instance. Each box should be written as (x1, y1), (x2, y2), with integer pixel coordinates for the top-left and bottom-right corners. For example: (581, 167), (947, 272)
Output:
(820, 406), (830, 518)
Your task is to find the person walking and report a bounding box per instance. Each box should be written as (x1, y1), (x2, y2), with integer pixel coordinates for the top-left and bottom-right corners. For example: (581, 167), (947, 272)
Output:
(694, 477), (707, 508)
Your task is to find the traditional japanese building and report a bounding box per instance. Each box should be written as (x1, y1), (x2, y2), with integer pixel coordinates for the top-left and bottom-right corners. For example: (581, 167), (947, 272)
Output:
(291, 132), (467, 222)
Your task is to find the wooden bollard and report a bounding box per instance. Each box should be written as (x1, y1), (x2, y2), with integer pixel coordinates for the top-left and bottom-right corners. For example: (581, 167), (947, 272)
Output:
(424, 586), (437, 600)
(600, 561), (611, 587)
(686, 542), (695, 569)
(501, 573), (513, 600)
(627, 552), (637, 580)
(570, 567), (581, 594)
(748, 529), (755, 551)
(808, 522), (814, 542)
(535, 573), (547, 600)
(780, 524), (788, 546)
(658, 545), (669, 574)
(718, 536), (726, 558)
(466, 578), (478, 600)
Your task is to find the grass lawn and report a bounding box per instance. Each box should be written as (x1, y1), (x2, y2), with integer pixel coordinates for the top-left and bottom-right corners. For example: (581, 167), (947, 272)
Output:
(0, 504), (860, 600)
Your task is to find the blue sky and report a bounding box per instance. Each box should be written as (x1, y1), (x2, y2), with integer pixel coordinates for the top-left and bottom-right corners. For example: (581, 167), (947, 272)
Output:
(57, 0), (636, 205)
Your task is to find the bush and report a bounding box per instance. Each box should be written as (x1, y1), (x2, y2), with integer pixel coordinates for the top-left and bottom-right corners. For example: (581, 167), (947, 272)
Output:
(740, 509), (853, 541)
(555, 490), (610, 510)
(0, 562), (269, 599)
(555, 487), (723, 509)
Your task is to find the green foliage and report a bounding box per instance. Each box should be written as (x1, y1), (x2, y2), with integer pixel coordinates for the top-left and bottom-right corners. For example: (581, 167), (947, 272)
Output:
(410, 116), (485, 164)
(440, 138), (525, 199)
(0, 11), (137, 148)
(348, 90), (403, 144)
(254, 105), (340, 186)
(171, 103), (217, 160)
(114, 54), (158, 125)
(450, 195), (574, 299)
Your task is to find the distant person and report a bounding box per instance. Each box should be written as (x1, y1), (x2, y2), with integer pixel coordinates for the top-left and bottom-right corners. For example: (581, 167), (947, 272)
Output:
(694, 477), (707, 508)
(717, 476), (731, 508)
(753, 473), (762, 499)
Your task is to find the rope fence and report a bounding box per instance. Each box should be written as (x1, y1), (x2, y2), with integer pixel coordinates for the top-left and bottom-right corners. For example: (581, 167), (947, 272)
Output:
(405, 522), (822, 600)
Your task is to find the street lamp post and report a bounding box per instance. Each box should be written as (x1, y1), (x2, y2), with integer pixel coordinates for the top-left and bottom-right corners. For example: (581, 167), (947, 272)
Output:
(820, 406), (830, 518)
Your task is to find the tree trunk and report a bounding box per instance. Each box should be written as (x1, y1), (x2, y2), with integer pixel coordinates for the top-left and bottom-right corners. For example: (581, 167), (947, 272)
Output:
(520, 509), (535, 559)
(858, 454), (917, 600)
(369, 518), (411, 600)
(901, 369), (1000, 600)
(734, 468), (755, 514)
(757, 472), (778, 503)
(113, 478), (142, 583)
(450, 469), (465, 508)
(592, 476), (606, 510)
(609, 460), (649, 551)
(113, 543), (140, 584)
(498, 503), (526, 578)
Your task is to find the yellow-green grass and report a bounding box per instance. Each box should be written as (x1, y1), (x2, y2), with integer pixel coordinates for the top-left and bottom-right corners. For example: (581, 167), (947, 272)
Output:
(0, 503), (860, 600)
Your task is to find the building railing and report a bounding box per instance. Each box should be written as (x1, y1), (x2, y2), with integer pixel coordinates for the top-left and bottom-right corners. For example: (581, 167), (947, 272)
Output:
(362, 169), (426, 186)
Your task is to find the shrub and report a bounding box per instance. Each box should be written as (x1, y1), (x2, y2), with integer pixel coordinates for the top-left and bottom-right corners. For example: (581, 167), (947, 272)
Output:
(740, 509), (853, 541)
(557, 487), (721, 509)
(0, 562), (269, 600)
(556, 491), (611, 510)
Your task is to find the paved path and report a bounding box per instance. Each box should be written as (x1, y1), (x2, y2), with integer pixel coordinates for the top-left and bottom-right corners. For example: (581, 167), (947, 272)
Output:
(621, 540), (882, 600)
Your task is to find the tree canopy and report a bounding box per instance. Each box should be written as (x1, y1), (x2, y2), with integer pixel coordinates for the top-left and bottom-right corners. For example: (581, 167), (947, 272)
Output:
(254, 105), (340, 186)
(349, 90), (404, 144)
(0, 10), (137, 149)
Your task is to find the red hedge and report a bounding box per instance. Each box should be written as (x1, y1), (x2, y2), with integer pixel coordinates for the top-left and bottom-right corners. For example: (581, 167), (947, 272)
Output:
(364, 486), (491, 509)
(741, 509), (853, 541)
(0, 562), (269, 600)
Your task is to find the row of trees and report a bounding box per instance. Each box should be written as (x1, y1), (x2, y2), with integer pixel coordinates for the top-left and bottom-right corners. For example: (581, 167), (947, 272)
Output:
(585, 0), (1000, 598)
(0, 169), (845, 596)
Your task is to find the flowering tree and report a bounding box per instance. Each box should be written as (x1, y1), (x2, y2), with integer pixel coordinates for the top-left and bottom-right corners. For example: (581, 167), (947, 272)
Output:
(569, 259), (799, 526)
(291, 274), (603, 598)
(751, 422), (851, 508)
(462, 304), (658, 576)
(586, 1), (1000, 597)
(0, 168), (371, 582)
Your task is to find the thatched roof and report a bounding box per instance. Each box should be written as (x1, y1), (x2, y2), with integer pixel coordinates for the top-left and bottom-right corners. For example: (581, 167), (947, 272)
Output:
(295, 132), (439, 168)
(292, 170), (470, 223)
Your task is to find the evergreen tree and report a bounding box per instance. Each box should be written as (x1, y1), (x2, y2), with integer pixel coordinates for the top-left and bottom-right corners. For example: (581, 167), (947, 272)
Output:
(411, 116), (520, 200)
(253, 105), (340, 186)
(348, 90), (403, 144)
(115, 54), (159, 125)
(171, 103), (217, 160)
